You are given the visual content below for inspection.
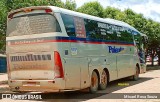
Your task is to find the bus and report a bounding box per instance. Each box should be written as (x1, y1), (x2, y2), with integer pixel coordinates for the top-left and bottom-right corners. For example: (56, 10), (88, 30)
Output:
(6, 6), (147, 93)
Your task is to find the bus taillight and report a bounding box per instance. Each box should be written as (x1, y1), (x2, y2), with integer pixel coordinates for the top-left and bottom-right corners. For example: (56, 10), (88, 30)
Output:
(8, 13), (15, 19)
(54, 51), (64, 78)
(45, 9), (52, 13)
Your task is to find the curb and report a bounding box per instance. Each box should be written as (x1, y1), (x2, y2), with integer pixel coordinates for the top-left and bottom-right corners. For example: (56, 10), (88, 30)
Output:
(147, 66), (160, 71)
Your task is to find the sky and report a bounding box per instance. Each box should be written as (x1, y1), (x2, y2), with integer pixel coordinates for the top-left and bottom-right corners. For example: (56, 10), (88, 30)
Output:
(62, 0), (160, 22)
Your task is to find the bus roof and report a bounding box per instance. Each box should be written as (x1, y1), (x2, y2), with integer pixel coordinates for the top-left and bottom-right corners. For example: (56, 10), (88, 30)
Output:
(50, 6), (140, 32)
(8, 6), (140, 33)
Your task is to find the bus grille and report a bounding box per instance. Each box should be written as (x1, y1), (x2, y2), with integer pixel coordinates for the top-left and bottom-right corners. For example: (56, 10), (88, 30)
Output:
(10, 54), (51, 62)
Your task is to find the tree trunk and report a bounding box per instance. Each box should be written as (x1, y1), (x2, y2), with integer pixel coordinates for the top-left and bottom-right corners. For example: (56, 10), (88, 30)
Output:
(158, 52), (160, 66)
(151, 54), (154, 66)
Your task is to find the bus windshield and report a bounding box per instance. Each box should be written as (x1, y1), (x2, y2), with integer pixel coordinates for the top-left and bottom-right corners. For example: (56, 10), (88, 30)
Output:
(7, 13), (61, 37)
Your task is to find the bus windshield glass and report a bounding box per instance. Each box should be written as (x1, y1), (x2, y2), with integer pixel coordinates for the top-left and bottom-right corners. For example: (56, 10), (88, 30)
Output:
(7, 13), (61, 37)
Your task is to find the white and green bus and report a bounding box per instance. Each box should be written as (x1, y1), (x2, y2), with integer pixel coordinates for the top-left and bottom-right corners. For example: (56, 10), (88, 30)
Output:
(6, 6), (147, 93)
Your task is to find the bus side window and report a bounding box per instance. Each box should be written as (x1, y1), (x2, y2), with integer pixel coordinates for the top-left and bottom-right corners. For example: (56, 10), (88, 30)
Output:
(84, 19), (98, 39)
(133, 31), (142, 49)
(61, 14), (76, 37)
(84, 19), (119, 41)
(96, 22), (116, 41)
(73, 17), (86, 38)
(118, 27), (133, 43)
(103, 23), (117, 41)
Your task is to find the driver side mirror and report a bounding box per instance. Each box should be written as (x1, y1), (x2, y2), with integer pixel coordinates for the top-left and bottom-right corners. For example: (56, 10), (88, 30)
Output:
(142, 36), (148, 44)
(134, 39), (139, 45)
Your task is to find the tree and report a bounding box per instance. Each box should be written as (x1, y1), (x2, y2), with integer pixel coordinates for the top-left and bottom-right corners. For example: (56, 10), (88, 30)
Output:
(103, 7), (125, 20)
(77, 1), (104, 17)
(6, 0), (65, 11)
(145, 20), (160, 66)
(64, 0), (76, 11)
(0, 0), (8, 53)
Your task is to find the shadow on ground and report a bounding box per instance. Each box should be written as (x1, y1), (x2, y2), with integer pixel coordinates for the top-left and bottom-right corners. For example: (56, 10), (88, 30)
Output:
(28, 77), (153, 102)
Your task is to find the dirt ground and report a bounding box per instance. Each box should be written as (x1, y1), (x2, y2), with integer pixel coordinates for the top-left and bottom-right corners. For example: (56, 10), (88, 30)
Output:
(0, 67), (160, 102)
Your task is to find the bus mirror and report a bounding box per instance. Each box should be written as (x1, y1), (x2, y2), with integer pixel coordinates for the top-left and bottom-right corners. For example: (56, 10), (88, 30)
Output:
(135, 39), (139, 44)
(145, 39), (148, 44)
(142, 36), (148, 44)
(146, 37), (148, 44)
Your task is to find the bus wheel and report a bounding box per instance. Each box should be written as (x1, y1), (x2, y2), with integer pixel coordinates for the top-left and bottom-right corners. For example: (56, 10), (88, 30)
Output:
(133, 66), (139, 81)
(99, 70), (107, 90)
(90, 71), (99, 93)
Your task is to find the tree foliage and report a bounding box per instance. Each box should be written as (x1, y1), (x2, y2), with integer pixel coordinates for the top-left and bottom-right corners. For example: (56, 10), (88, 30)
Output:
(77, 1), (103, 17)
(64, 0), (76, 11)
(0, 0), (7, 52)
(103, 7), (125, 20)
(6, 0), (65, 11)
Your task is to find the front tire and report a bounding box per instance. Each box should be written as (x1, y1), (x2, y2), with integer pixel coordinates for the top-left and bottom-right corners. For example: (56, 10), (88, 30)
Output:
(132, 66), (139, 81)
(90, 71), (99, 93)
(99, 70), (108, 90)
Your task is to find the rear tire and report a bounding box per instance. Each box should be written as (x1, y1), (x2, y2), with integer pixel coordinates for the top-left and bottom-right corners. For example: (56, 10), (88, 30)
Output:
(99, 70), (108, 90)
(90, 71), (99, 93)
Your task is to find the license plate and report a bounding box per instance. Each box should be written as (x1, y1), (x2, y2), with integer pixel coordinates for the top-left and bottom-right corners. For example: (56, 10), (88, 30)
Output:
(23, 82), (40, 86)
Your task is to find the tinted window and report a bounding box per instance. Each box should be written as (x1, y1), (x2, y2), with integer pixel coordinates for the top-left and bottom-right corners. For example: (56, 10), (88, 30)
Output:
(133, 31), (142, 48)
(61, 14), (76, 37)
(84, 19), (118, 41)
(7, 13), (61, 37)
(84, 19), (101, 39)
(97, 22), (117, 41)
(117, 27), (133, 42)
(74, 17), (86, 38)
(62, 15), (134, 43)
